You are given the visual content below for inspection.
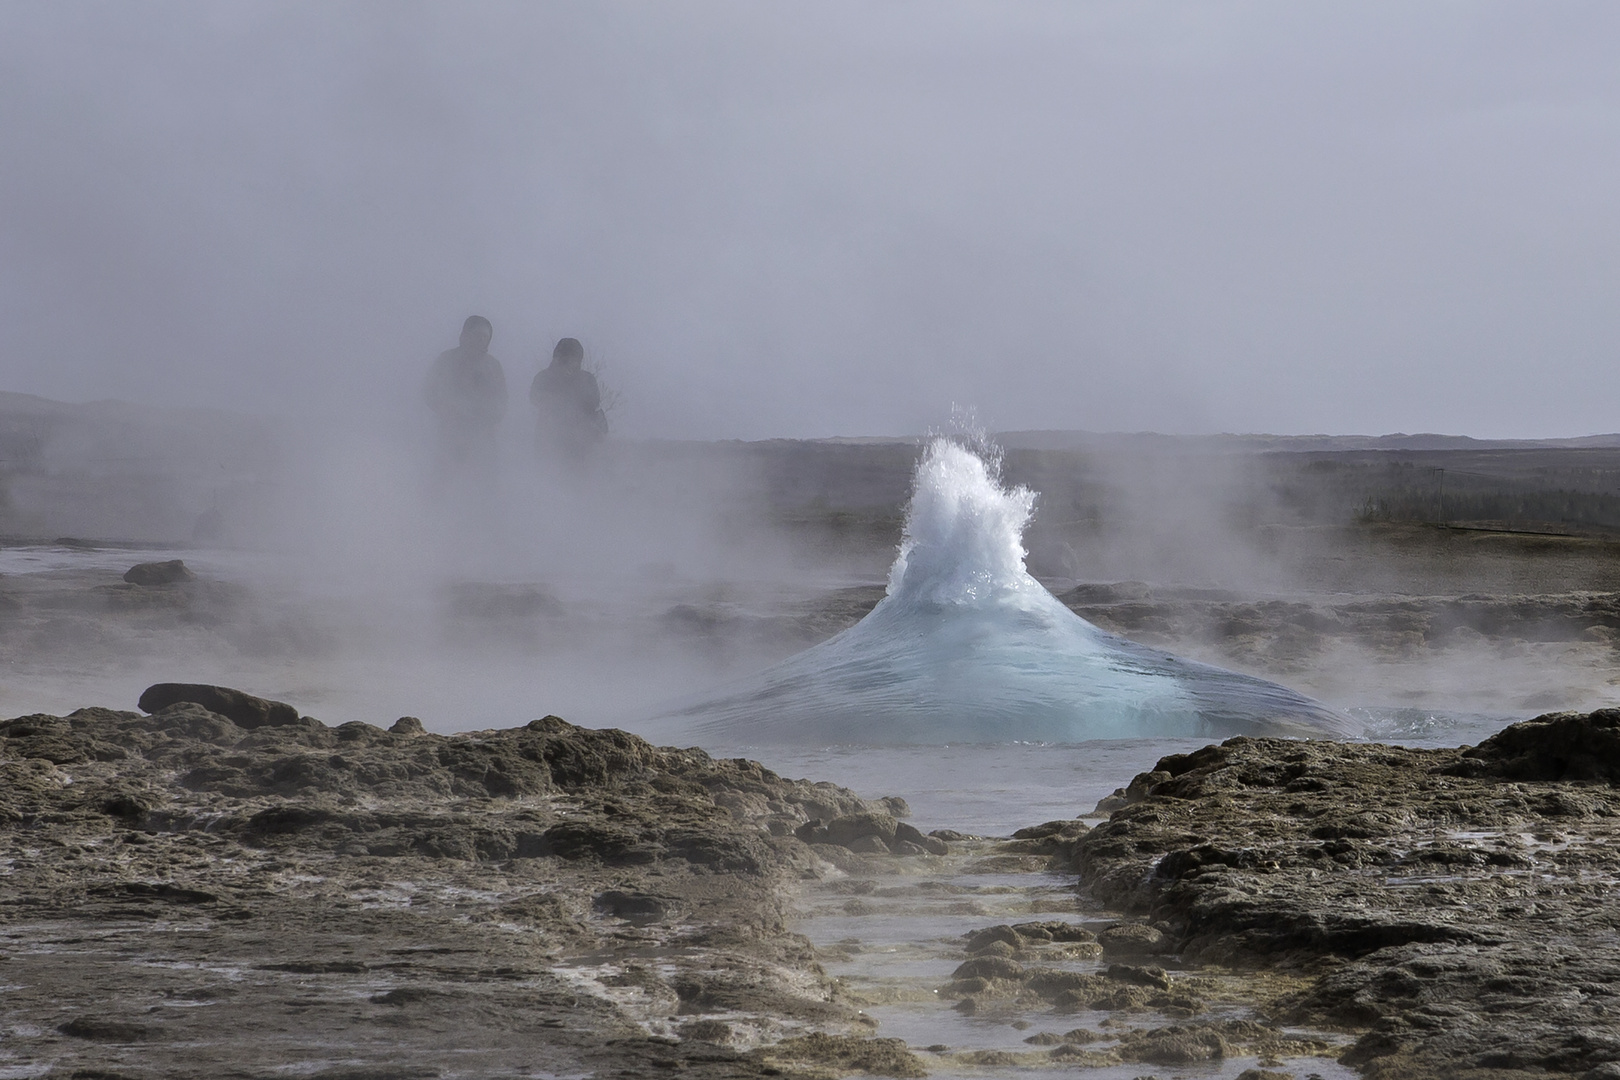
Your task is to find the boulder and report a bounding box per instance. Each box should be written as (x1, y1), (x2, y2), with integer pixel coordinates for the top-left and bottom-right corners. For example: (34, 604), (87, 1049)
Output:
(823, 812), (899, 848)
(1092, 788), (1130, 814)
(950, 956), (1025, 982)
(123, 559), (195, 586)
(137, 683), (300, 730)
(390, 716), (426, 736)
(894, 821), (948, 855)
(1098, 922), (1168, 957)
(1011, 921), (1095, 943)
(965, 925), (1022, 954)
(1456, 708), (1620, 783)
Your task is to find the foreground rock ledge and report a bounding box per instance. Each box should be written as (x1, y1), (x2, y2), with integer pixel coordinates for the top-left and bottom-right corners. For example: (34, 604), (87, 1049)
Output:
(1061, 709), (1620, 1080)
(0, 696), (930, 1079)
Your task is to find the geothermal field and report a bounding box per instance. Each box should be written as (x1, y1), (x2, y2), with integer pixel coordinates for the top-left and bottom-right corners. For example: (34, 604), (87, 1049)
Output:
(7, 5), (1620, 1079)
(7, 394), (1620, 1078)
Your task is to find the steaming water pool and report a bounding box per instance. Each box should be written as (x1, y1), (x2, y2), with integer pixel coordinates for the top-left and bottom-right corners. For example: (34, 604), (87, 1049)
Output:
(711, 705), (1516, 837)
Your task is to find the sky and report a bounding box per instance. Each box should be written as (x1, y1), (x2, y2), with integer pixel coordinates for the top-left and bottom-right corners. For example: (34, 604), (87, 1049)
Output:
(1, 1), (1617, 440)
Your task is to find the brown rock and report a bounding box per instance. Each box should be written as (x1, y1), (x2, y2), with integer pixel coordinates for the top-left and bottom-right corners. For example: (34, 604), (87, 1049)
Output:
(137, 683), (300, 730)
(824, 812), (899, 848)
(1097, 922), (1167, 957)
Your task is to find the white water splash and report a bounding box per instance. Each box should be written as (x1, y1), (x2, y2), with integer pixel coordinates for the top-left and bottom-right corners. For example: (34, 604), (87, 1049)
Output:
(886, 439), (1038, 607)
(663, 436), (1357, 744)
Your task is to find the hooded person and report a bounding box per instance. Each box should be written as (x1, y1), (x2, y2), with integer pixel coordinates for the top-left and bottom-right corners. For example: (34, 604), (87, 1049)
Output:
(423, 315), (507, 479)
(530, 337), (607, 461)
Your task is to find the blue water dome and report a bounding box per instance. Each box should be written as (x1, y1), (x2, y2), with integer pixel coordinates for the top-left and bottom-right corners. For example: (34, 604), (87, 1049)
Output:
(658, 437), (1358, 745)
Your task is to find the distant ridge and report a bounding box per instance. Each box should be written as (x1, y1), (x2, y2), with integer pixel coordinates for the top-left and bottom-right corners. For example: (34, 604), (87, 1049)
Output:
(729, 430), (1620, 451)
(995, 430), (1620, 453)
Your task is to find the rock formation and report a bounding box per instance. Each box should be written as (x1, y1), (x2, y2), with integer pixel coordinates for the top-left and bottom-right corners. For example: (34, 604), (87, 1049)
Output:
(0, 686), (932, 1078)
(1059, 710), (1620, 1079)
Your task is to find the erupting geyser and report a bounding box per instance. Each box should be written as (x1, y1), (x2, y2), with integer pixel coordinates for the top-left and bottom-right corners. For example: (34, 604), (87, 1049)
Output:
(669, 437), (1358, 744)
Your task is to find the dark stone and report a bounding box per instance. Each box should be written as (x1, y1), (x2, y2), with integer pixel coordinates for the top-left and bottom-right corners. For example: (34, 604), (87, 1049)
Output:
(893, 820), (948, 855)
(1455, 707), (1620, 783)
(877, 796), (911, 818)
(98, 794), (151, 821)
(1092, 789), (1130, 814)
(88, 882), (217, 905)
(1123, 1024), (1231, 1064)
(950, 956), (1025, 982)
(1097, 923), (1167, 957)
(391, 716), (426, 736)
(371, 987), (436, 1006)
(824, 812), (898, 848)
(543, 821), (662, 864)
(245, 805), (337, 836)
(58, 1017), (153, 1042)
(1012, 921), (1096, 944)
(965, 925), (1022, 953)
(138, 683), (300, 730)
(123, 559), (194, 586)
(594, 890), (672, 925)
(1011, 819), (1088, 840)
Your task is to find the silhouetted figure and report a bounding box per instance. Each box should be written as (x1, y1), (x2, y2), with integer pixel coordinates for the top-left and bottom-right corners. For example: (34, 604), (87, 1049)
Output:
(530, 337), (606, 462)
(424, 315), (507, 481)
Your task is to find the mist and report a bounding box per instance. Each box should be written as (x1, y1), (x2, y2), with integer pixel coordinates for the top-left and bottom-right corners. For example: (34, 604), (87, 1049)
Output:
(3, 2), (1620, 439)
(5, 3), (1620, 741)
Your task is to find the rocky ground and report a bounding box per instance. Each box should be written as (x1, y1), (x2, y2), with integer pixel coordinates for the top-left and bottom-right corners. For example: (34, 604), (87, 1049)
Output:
(10, 687), (1620, 1079)
(0, 683), (941, 1079)
(1048, 708), (1620, 1079)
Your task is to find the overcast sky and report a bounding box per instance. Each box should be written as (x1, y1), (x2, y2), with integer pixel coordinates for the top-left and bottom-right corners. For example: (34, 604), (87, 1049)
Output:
(1, 2), (1617, 439)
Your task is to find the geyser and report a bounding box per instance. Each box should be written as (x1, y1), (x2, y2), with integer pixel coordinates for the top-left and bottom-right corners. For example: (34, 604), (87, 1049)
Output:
(667, 437), (1358, 744)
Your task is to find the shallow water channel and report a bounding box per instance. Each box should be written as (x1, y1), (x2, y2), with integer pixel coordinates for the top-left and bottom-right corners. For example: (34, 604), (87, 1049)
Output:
(793, 845), (1358, 1080)
(731, 739), (1520, 1079)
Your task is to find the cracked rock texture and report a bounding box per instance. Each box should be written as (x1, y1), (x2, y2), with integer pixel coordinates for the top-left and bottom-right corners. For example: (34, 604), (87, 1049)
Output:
(0, 692), (927, 1079)
(1065, 709), (1620, 1079)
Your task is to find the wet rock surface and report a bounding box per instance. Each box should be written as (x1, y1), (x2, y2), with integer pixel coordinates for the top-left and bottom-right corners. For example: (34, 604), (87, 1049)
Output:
(799, 834), (1348, 1078)
(0, 691), (932, 1078)
(1064, 709), (1620, 1079)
